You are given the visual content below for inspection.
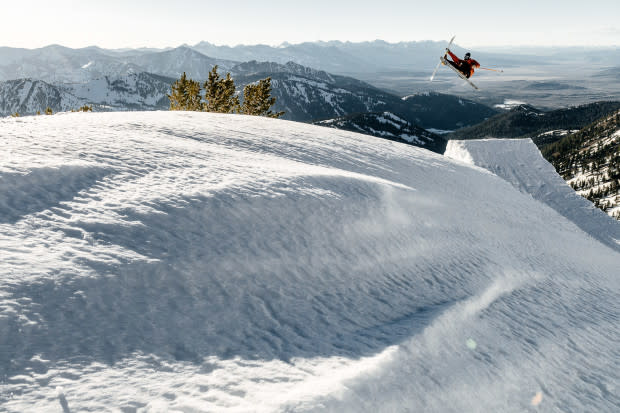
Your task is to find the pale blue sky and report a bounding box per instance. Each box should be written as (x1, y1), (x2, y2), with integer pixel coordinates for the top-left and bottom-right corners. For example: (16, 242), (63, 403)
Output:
(4, 0), (619, 49)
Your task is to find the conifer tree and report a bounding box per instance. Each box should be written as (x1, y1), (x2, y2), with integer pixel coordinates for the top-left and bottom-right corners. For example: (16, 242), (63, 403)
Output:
(203, 66), (239, 113)
(184, 78), (203, 111)
(45, 107), (53, 115)
(169, 72), (188, 110)
(167, 69), (282, 118)
(168, 72), (202, 111)
(240, 77), (284, 118)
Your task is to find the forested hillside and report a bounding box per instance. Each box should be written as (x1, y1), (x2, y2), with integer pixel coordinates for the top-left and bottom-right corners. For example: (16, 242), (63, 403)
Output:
(541, 109), (620, 219)
(448, 101), (620, 145)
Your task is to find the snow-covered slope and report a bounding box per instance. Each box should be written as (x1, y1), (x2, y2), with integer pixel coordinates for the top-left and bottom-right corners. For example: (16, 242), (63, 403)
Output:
(0, 78), (82, 115)
(238, 71), (396, 122)
(0, 45), (141, 83)
(0, 45), (235, 83)
(1, 112), (619, 412)
(445, 138), (620, 251)
(0, 73), (174, 116)
(65, 72), (173, 111)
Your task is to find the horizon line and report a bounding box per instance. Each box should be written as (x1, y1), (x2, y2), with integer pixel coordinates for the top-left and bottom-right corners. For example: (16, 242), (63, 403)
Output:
(1, 39), (618, 52)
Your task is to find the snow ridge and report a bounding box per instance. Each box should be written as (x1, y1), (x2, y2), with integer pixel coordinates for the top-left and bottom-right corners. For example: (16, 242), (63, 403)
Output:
(1, 112), (619, 412)
(445, 138), (620, 251)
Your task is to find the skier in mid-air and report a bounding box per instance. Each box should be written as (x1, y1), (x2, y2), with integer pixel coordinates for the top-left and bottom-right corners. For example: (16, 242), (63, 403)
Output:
(445, 50), (480, 79)
(431, 36), (501, 90)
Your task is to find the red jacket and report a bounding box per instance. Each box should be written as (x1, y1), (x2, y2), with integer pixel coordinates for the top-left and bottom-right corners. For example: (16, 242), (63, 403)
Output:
(447, 51), (480, 78)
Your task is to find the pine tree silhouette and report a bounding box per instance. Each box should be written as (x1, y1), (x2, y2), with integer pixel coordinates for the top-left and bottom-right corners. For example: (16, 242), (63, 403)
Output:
(203, 66), (239, 114)
(240, 77), (284, 118)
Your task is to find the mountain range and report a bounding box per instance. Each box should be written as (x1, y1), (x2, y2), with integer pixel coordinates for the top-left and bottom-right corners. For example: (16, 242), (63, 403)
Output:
(236, 62), (497, 129)
(0, 45), (235, 83)
(315, 112), (447, 153)
(448, 101), (620, 145)
(0, 72), (174, 114)
(192, 40), (620, 75)
(3, 41), (619, 86)
(0, 78), (82, 115)
(2, 40), (620, 111)
(0, 54), (497, 155)
(2, 42), (618, 201)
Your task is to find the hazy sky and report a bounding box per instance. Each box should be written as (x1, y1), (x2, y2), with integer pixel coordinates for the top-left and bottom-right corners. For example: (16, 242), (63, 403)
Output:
(3, 0), (619, 49)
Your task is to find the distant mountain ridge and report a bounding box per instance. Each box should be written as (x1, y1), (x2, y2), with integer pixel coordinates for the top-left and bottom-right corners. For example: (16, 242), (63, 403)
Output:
(0, 45), (236, 83)
(231, 61), (335, 83)
(234, 68), (398, 123)
(315, 112), (447, 154)
(2, 41), (620, 114)
(0, 48), (496, 153)
(192, 40), (611, 74)
(8, 40), (607, 84)
(229, 61), (496, 129)
(0, 55), (497, 127)
(0, 78), (81, 115)
(65, 72), (173, 111)
(0, 73), (175, 115)
(232, 66), (495, 130)
(402, 92), (499, 130)
(448, 101), (620, 145)
(129, 46), (237, 79)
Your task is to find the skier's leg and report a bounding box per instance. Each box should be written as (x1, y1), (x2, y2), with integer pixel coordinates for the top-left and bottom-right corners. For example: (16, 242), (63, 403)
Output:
(446, 51), (469, 75)
(447, 50), (461, 64)
(446, 60), (460, 71)
(447, 59), (470, 78)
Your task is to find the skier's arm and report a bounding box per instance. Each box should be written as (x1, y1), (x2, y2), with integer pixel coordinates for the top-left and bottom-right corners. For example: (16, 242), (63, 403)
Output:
(471, 59), (481, 68)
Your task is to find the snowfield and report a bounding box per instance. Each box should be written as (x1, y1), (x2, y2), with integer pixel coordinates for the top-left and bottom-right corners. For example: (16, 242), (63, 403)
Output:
(445, 139), (620, 251)
(1, 112), (619, 412)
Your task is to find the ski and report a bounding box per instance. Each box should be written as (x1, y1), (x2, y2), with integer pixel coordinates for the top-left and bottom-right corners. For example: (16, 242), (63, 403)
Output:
(440, 56), (480, 90)
(430, 35), (455, 82)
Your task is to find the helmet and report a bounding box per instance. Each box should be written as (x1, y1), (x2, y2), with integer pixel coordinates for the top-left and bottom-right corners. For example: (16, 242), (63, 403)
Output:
(464, 52), (471, 60)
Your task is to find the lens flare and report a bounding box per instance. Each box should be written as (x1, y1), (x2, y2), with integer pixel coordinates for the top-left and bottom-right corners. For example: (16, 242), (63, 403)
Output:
(466, 338), (477, 350)
(531, 391), (543, 406)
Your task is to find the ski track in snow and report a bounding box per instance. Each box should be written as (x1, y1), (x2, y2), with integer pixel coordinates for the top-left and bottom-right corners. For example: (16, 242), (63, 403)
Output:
(0, 112), (619, 412)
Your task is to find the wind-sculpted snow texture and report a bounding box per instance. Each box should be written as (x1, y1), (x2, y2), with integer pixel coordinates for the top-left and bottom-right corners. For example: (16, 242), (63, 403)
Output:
(1, 112), (618, 412)
(445, 139), (620, 252)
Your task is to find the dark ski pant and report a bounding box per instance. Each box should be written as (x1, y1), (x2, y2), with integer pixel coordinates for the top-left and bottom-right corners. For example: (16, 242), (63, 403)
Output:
(446, 51), (471, 78)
